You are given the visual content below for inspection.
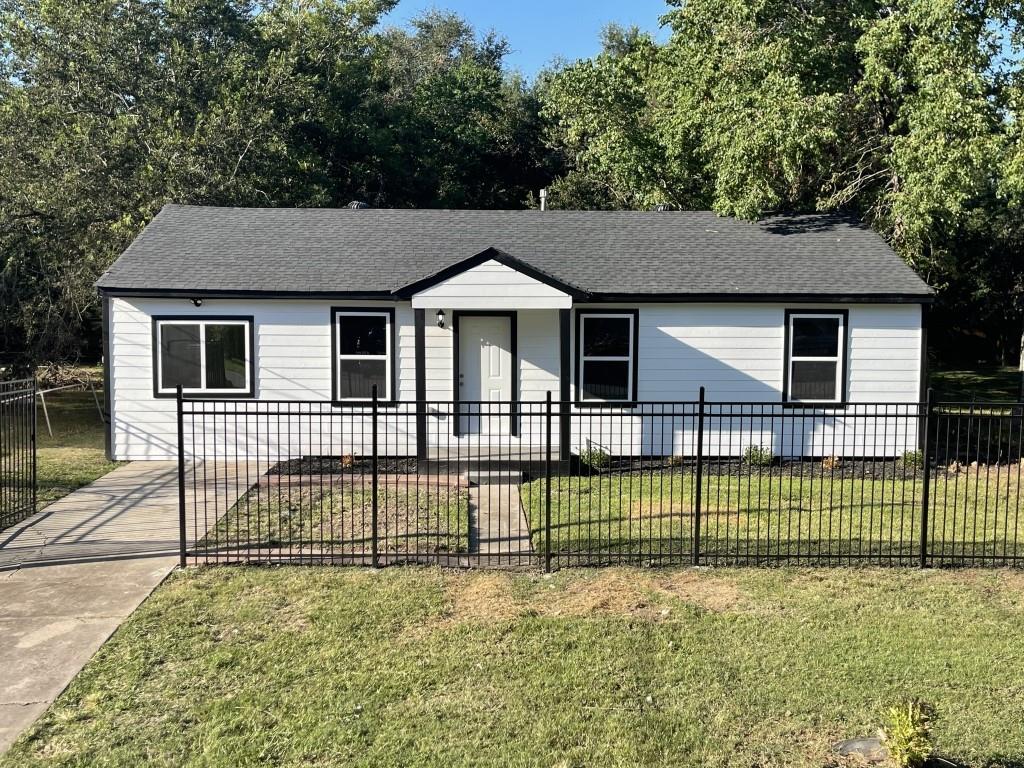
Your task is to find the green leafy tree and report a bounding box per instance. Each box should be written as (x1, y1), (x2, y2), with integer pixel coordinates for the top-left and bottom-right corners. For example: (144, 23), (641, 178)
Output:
(0, 1), (552, 370)
(369, 10), (551, 208)
(540, 24), (708, 210)
(0, 0), (392, 369)
(542, 0), (1024, 363)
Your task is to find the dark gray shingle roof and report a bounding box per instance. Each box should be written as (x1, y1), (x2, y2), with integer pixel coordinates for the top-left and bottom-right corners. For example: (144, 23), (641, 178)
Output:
(96, 205), (932, 299)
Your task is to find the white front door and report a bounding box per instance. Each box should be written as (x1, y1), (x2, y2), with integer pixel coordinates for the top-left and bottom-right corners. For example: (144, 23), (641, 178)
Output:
(459, 315), (513, 436)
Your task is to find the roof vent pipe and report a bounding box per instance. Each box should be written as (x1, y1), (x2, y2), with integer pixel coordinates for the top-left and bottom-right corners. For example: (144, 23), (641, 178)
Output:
(347, 201), (370, 209)
(539, 188), (547, 211)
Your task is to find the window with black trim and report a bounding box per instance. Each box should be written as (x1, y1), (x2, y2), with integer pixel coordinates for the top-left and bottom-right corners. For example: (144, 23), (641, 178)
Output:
(785, 312), (846, 403)
(577, 312), (637, 402)
(333, 309), (393, 401)
(154, 318), (253, 396)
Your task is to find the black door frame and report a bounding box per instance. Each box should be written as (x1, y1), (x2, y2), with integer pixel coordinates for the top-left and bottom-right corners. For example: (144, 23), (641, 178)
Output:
(452, 311), (519, 437)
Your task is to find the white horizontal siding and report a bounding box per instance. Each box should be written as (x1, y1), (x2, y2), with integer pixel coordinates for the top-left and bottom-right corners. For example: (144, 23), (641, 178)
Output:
(109, 298), (414, 460)
(567, 303), (923, 457)
(411, 260), (571, 309)
(109, 298), (923, 460)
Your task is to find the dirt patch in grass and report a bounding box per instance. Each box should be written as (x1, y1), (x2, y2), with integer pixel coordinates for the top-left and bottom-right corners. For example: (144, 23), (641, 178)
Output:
(542, 569), (662, 618)
(437, 568), (747, 627)
(443, 572), (525, 623)
(652, 570), (746, 612)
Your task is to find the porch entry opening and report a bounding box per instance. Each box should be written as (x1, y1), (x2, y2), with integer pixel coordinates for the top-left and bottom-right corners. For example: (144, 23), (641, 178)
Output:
(457, 313), (514, 437)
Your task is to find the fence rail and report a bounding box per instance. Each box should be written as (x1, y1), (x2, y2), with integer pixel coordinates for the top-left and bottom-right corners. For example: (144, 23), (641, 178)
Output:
(1, 379), (37, 531)
(177, 387), (1024, 570)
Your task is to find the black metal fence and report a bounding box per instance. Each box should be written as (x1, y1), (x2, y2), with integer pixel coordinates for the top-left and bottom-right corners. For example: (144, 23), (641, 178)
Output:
(1, 379), (37, 531)
(177, 388), (1024, 570)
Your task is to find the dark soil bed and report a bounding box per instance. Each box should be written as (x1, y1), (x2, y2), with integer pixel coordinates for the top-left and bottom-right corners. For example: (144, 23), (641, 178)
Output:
(576, 456), (926, 481)
(267, 455), (418, 476)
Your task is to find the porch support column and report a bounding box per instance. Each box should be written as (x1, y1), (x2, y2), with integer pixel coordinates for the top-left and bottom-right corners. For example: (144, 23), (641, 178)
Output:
(414, 308), (427, 460)
(559, 308), (571, 462)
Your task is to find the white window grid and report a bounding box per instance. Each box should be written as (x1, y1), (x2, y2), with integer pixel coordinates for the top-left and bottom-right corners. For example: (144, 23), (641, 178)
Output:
(156, 319), (252, 395)
(579, 313), (635, 402)
(787, 312), (845, 404)
(335, 310), (392, 401)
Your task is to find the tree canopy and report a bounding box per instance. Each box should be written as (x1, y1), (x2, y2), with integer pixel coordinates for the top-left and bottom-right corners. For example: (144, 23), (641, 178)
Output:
(0, 0), (553, 368)
(541, 0), (1024, 363)
(2, 0), (1023, 368)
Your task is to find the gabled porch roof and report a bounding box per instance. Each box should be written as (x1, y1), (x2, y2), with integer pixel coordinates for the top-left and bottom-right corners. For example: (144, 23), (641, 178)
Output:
(395, 247), (588, 310)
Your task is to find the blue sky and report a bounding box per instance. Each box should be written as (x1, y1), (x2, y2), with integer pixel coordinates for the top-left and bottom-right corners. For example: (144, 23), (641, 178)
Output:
(381, 0), (672, 77)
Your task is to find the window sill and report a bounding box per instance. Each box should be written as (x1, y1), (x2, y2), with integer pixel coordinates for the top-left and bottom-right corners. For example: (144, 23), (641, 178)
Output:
(331, 400), (400, 409)
(154, 391), (255, 400)
(781, 400), (848, 410)
(572, 400), (638, 410)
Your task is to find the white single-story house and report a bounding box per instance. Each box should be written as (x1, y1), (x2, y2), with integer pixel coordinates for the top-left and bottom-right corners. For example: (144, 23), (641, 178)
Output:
(97, 205), (933, 461)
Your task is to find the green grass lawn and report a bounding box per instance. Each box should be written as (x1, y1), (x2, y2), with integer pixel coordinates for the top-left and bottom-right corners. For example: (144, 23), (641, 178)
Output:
(35, 388), (122, 509)
(931, 365), (1024, 401)
(3, 566), (1023, 767)
(522, 468), (1024, 565)
(203, 482), (471, 556)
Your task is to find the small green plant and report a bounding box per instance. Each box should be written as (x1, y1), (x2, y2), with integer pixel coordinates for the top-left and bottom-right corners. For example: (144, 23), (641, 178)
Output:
(901, 449), (924, 469)
(743, 444), (774, 467)
(578, 446), (611, 471)
(882, 700), (936, 768)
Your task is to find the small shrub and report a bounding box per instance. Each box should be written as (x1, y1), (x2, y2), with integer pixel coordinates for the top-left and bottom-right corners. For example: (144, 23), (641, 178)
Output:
(578, 446), (611, 471)
(821, 455), (841, 470)
(743, 444), (774, 467)
(900, 450), (924, 469)
(339, 454), (354, 468)
(881, 700), (936, 768)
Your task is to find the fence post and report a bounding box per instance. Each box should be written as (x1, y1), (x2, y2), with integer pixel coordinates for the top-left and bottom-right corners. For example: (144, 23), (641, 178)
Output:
(544, 390), (553, 573)
(30, 380), (37, 515)
(693, 386), (705, 566)
(371, 385), (380, 568)
(176, 385), (187, 568)
(919, 387), (934, 569)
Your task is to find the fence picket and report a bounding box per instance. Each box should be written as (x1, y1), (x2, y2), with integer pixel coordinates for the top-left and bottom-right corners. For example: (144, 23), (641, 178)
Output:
(0, 378), (37, 532)
(693, 386), (705, 566)
(170, 393), (1024, 571)
(920, 388), (933, 568)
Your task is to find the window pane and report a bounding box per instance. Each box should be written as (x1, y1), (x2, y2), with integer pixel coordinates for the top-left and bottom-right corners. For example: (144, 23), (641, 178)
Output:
(160, 324), (201, 390)
(205, 324), (247, 390)
(582, 360), (630, 400)
(338, 359), (387, 399)
(338, 314), (387, 356)
(583, 316), (631, 357)
(791, 361), (838, 400)
(792, 317), (840, 357)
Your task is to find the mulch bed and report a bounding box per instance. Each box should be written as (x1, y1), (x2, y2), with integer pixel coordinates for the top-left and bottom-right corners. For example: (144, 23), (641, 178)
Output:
(269, 454), (1008, 483)
(576, 457), (926, 481)
(267, 455), (418, 476)
(258, 473), (462, 488)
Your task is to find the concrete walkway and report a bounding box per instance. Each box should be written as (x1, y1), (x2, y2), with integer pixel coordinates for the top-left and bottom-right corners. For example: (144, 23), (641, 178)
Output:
(0, 558), (174, 751)
(0, 461), (211, 752)
(468, 482), (534, 563)
(0, 462), (181, 570)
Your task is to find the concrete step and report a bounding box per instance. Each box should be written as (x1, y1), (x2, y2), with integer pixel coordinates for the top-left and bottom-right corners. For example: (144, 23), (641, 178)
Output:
(461, 469), (526, 486)
(421, 449), (562, 476)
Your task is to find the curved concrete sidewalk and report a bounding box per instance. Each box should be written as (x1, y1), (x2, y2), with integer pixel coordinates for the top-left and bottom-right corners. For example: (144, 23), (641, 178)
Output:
(0, 462), (185, 752)
(0, 557), (175, 751)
